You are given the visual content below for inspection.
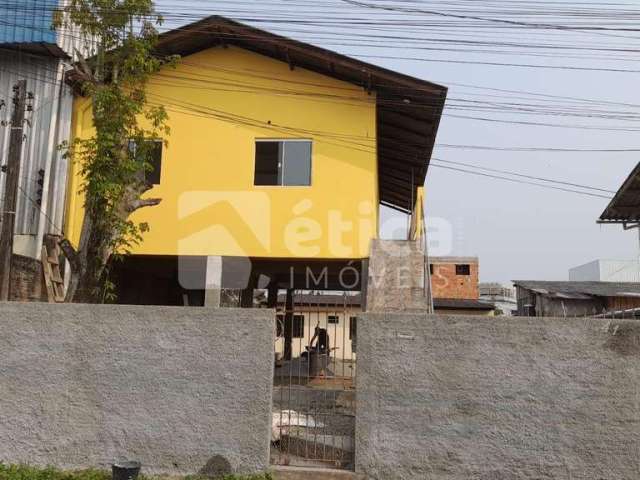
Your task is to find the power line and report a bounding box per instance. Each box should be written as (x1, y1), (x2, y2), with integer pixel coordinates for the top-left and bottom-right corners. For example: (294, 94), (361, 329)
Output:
(431, 158), (617, 193)
(429, 164), (614, 199)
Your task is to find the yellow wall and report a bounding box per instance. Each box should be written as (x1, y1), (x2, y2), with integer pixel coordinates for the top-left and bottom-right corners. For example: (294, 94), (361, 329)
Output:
(65, 46), (378, 259)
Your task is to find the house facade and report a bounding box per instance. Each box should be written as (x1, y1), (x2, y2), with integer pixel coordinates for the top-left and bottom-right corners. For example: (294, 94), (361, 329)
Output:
(429, 256), (495, 315)
(64, 16), (447, 306)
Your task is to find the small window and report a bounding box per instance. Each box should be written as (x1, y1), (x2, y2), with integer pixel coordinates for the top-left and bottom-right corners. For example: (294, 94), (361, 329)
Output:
(254, 140), (312, 186)
(129, 139), (163, 186)
(429, 264), (434, 275)
(456, 264), (471, 276)
(327, 315), (339, 324)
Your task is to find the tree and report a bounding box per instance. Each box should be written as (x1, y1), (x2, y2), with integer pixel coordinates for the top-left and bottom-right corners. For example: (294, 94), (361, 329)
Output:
(55, 0), (173, 303)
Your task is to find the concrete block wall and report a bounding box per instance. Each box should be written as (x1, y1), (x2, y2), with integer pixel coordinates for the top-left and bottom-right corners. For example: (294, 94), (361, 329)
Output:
(356, 313), (640, 480)
(0, 303), (274, 476)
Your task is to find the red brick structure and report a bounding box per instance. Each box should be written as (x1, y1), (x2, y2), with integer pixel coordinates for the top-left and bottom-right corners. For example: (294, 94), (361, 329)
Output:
(430, 256), (479, 300)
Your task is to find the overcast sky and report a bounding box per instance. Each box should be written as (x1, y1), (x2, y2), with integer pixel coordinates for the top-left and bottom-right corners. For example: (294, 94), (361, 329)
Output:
(156, 0), (640, 284)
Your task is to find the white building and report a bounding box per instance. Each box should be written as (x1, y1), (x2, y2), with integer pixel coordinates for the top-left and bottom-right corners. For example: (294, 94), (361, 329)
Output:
(479, 283), (517, 316)
(569, 260), (640, 283)
(0, 0), (90, 260)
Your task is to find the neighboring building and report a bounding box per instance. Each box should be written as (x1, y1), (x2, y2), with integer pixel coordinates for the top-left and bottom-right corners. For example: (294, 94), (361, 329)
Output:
(0, 0), (90, 299)
(569, 259), (640, 282)
(65, 16), (448, 306)
(479, 282), (517, 316)
(274, 293), (360, 360)
(271, 289), (492, 363)
(513, 280), (640, 317)
(430, 256), (479, 299)
(427, 257), (495, 315)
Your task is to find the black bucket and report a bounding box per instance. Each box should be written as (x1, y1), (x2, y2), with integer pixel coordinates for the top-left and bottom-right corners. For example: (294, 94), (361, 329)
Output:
(112, 461), (141, 480)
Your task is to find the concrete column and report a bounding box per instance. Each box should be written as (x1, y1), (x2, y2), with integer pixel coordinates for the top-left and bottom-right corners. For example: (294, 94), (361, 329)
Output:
(204, 256), (223, 308)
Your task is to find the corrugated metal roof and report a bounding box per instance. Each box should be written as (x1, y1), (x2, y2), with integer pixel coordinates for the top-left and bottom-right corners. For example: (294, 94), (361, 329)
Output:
(0, 51), (71, 238)
(599, 162), (640, 224)
(433, 298), (496, 310)
(0, 0), (57, 46)
(277, 293), (361, 307)
(513, 280), (640, 298)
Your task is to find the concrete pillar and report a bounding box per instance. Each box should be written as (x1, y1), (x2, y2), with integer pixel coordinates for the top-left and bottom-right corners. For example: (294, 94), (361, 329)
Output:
(204, 256), (222, 308)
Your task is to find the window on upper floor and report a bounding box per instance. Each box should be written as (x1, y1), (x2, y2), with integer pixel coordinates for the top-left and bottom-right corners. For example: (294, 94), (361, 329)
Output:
(456, 264), (471, 276)
(128, 139), (163, 186)
(254, 140), (312, 186)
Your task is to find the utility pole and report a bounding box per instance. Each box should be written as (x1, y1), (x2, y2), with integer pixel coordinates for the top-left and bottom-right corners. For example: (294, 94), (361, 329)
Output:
(0, 80), (28, 301)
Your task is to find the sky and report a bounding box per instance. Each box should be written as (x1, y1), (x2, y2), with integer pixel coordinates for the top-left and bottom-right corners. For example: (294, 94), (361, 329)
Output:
(155, 0), (640, 284)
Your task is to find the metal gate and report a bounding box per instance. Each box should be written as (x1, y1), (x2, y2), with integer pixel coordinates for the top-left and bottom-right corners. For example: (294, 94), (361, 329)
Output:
(271, 291), (359, 470)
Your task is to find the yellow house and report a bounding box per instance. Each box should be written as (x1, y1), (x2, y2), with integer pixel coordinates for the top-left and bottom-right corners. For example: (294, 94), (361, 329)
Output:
(64, 16), (447, 307)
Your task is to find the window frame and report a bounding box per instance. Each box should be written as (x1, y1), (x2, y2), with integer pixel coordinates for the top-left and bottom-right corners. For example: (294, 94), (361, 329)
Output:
(327, 315), (340, 325)
(455, 264), (471, 276)
(254, 138), (313, 187)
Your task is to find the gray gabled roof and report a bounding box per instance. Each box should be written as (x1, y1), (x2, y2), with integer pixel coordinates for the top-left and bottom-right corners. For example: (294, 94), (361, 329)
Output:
(599, 162), (640, 224)
(513, 280), (640, 299)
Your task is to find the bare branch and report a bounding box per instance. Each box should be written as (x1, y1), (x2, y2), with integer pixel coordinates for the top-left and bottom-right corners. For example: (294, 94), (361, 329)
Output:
(59, 238), (80, 270)
(74, 47), (95, 82)
(127, 198), (162, 213)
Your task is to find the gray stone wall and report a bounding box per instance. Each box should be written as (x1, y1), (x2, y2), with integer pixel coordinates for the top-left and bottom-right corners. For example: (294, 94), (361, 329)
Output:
(356, 313), (640, 480)
(0, 303), (274, 476)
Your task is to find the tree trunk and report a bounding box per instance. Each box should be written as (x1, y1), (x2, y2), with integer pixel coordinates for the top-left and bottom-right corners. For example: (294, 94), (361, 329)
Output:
(61, 190), (161, 304)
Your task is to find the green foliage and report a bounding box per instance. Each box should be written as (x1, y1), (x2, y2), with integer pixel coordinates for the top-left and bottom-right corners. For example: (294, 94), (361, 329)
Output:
(0, 466), (272, 480)
(0, 465), (110, 480)
(54, 0), (174, 302)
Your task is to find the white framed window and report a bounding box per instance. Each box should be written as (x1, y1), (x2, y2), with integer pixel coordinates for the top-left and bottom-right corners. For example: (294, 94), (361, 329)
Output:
(254, 139), (312, 186)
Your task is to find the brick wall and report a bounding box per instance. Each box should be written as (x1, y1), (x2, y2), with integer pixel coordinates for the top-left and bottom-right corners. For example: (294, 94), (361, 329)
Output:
(10, 254), (47, 302)
(430, 258), (479, 299)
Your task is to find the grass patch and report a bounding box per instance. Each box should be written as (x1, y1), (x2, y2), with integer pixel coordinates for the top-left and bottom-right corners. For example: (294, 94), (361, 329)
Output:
(0, 465), (272, 480)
